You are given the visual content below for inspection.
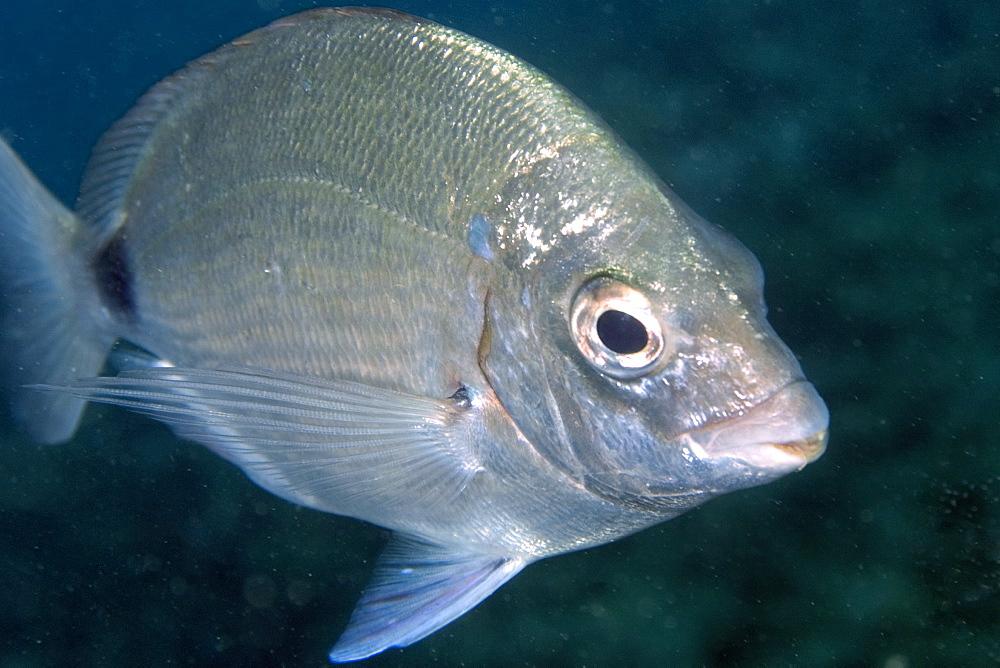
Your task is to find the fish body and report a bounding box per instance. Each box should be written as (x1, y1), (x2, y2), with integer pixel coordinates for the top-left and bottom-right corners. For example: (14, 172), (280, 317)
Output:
(0, 8), (828, 661)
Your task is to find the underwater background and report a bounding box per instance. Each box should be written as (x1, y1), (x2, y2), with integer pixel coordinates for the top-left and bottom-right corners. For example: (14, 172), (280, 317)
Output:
(1, 1), (997, 666)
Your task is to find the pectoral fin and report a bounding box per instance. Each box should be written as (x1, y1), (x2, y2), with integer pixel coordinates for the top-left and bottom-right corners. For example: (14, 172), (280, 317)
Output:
(329, 535), (526, 662)
(37, 365), (484, 521)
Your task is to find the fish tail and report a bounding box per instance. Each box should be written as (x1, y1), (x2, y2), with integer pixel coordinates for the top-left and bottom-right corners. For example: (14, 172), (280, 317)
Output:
(0, 137), (111, 443)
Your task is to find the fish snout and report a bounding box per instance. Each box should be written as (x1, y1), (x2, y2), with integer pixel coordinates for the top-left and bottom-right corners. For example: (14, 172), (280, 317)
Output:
(681, 380), (829, 473)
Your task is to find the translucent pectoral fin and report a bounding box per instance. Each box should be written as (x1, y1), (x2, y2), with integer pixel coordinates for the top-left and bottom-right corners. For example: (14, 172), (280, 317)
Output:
(329, 535), (526, 662)
(36, 365), (484, 519)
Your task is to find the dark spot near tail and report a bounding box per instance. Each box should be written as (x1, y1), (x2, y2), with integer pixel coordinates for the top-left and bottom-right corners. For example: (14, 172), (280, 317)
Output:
(93, 232), (136, 318)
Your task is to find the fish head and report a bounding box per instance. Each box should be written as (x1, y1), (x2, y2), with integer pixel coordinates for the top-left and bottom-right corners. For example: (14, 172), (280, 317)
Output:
(482, 149), (828, 513)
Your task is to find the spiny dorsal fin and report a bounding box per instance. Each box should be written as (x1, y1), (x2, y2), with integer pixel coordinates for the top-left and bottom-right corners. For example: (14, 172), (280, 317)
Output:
(75, 8), (428, 245)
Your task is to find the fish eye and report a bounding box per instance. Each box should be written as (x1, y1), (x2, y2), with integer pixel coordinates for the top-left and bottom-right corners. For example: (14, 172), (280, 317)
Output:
(596, 309), (648, 354)
(570, 276), (667, 379)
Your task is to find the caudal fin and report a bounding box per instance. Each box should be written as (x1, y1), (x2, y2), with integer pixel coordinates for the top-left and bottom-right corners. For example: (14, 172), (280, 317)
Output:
(0, 138), (110, 443)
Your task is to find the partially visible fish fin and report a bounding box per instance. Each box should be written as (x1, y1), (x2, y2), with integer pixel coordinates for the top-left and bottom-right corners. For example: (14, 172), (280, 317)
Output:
(37, 365), (485, 517)
(0, 138), (110, 443)
(329, 534), (526, 662)
(106, 341), (175, 373)
(76, 74), (190, 238)
(75, 10), (423, 239)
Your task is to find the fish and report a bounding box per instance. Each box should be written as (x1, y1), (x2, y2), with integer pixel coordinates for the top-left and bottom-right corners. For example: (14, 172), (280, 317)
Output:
(0, 6), (829, 662)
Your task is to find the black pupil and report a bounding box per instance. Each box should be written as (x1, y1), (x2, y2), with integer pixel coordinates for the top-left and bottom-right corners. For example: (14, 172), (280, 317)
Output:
(596, 309), (648, 355)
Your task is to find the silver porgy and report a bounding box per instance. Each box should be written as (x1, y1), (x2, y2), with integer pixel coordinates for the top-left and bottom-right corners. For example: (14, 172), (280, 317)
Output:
(0, 7), (829, 662)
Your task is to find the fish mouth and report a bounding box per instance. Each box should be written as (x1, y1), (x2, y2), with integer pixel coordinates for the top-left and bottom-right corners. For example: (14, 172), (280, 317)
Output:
(770, 429), (828, 462)
(580, 381), (827, 509)
(680, 380), (829, 472)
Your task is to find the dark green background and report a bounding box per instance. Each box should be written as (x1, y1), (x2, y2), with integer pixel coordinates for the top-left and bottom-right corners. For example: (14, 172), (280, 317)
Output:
(1, 1), (997, 665)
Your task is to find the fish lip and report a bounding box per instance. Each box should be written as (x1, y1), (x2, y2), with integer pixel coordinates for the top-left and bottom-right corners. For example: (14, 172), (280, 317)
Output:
(770, 428), (828, 463)
(679, 379), (830, 471)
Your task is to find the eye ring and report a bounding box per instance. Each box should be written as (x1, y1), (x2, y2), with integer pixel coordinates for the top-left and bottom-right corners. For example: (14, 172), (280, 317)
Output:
(570, 276), (667, 380)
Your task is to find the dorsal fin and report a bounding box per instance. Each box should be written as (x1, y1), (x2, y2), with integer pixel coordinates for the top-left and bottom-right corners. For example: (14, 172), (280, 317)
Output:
(75, 73), (190, 242)
(75, 8), (424, 245)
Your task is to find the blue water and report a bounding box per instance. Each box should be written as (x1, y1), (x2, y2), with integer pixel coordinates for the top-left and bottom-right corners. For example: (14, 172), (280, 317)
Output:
(1, 1), (997, 665)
